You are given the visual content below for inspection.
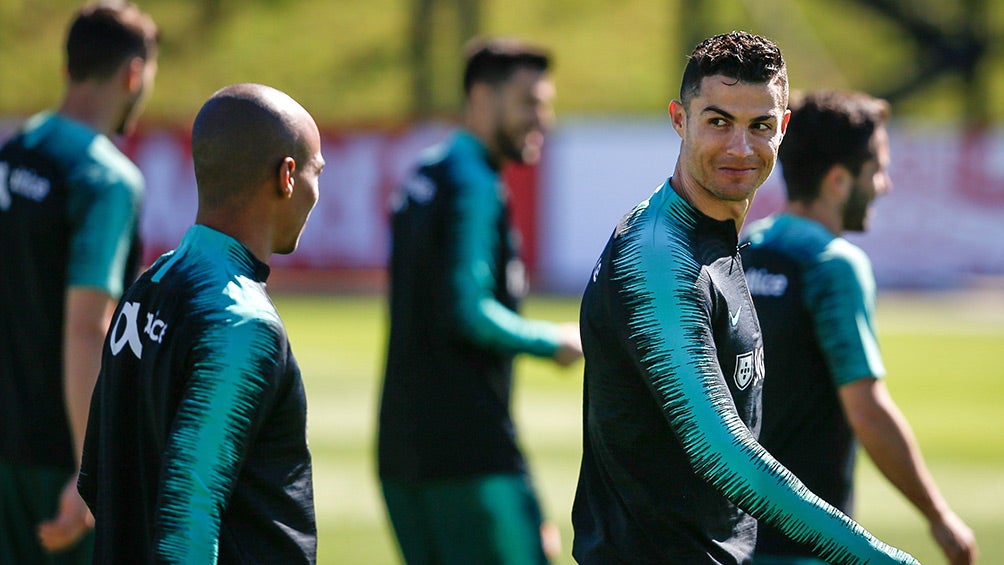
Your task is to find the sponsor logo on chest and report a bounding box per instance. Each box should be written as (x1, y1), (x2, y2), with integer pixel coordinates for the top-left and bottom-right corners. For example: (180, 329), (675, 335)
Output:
(745, 268), (788, 297)
(0, 162), (52, 210)
(109, 301), (168, 359)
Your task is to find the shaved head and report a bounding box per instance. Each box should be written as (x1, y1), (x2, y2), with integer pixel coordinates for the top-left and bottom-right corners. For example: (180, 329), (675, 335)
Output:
(192, 83), (317, 208)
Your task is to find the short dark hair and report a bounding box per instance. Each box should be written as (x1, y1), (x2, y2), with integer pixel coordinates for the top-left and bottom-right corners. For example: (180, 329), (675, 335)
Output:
(66, 1), (159, 83)
(779, 90), (890, 203)
(680, 31), (787, 107)
(462, 37), (550, 95)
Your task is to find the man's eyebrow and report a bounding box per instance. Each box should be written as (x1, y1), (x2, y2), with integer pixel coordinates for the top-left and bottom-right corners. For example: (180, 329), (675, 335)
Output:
(701, 105), (777, 123)
(700, 105), (735, 121)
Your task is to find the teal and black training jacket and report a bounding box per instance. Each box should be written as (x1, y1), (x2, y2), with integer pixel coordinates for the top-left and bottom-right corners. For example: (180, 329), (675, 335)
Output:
(743, 213), (887, 561)
(79, 225), (316, 564)
(379, 130), (562, 482)
(0, 112), (142, 471)
(571, 181), (916, 565)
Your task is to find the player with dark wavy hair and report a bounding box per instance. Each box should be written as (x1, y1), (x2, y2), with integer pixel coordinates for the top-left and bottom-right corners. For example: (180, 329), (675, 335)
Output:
(572, 32), (917, 564)
(744, 90), (978, 565)
(0, 3), (158, 561)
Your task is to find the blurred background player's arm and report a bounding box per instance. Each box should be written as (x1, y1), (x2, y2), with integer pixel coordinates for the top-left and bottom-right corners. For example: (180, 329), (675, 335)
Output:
(64, 289), (116, 470)
(448, 150), (581, 365)
(40, 149), (142, 552)
(37, 288), (113, 551)
(840, 378), (978, 565)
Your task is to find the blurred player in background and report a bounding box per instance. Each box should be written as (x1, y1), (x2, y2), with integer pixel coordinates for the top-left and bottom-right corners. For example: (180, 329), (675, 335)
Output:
(378, 37), (582, 564)
(572, 31), (918, 564)
(78, 83), (324, 563)
(0, 2), (158, 561)
(742, 89), (978, 565)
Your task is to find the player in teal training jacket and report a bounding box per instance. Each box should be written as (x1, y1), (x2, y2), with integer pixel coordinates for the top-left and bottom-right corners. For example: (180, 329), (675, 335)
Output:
(379, 38), (582, 564)
(572, 31), (918, 564)
(0, 3), (158, 561)
(744, 90), (977, 565)
(79, 84), (325, 563)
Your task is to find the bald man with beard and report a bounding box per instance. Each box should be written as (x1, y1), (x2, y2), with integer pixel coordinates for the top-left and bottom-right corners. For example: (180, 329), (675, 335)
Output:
(78, 83), (325, 564)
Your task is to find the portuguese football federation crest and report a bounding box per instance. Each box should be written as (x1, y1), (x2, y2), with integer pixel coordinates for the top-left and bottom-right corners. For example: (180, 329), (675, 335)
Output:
(733, 347), (764, 390)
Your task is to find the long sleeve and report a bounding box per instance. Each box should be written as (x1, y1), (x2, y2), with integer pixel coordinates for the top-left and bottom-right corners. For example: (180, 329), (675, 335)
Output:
(615, 194), (915, 565)
(155, 307), (282, 562)
(446, 134), (560, 357)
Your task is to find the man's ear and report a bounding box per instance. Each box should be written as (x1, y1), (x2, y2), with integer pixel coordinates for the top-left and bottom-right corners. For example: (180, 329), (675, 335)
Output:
(467, 82), (496, 113)
(821, 163), (852, 202)
(122, 57), (145, 93)
(668, 100), (686, 136)
(278, 157), (296, 199)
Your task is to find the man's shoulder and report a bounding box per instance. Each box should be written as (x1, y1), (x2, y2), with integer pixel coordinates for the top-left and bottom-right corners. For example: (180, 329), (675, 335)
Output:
(83, 135), (142, 185)
(821, 236), (868, 262)
(747, 215), (844, 265)
(62, 140), (142, 207)
(606, 195), (709, 302)
(611, 189), (700, 265)
(183, 272), (285, 354)
(437, 132), (497, 187)
(27, 115), (144, 194)
(742, 214), (778, 241)
(615, 181), (679, 232)
(815, 237), (873, 288)
(153, 246), (279, 325)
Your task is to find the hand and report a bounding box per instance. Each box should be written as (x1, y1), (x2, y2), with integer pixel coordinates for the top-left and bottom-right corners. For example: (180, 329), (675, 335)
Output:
(540, 520), (562, 561)
(37, 476), (94, 553)
(552, 322), (583, 367)
(930, 510), (978, 565)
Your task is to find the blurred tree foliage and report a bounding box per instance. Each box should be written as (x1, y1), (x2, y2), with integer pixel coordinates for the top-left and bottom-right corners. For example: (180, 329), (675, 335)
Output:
(0, 0), (998, 128)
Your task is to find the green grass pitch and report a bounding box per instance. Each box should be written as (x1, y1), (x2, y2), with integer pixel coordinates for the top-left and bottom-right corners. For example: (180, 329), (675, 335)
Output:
(274, 290), (1004, 564)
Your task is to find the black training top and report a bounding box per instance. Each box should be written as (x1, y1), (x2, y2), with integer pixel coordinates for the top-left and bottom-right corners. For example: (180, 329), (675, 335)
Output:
(0, 112), (142, 470)
(743, 213), (886, 560)
(572, 180), (916, 565)
(79, 225), (316, 564)
(378, 131), (562, 481)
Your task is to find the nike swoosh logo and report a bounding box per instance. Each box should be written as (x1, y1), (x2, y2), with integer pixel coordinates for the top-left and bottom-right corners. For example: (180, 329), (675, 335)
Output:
(729, 305), (743, 327)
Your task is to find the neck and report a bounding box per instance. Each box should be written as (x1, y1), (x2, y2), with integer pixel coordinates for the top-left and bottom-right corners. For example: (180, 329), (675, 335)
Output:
(58, 83), (123, 137)
(463, 112), (504, 169)
(785, 200), (843, 236)
(195, 208), (273, 265)
(670, 166), (752, 234)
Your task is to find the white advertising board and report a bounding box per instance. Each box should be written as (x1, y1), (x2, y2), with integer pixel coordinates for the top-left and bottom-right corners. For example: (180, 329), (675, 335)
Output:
(4, 118), (1001, 290)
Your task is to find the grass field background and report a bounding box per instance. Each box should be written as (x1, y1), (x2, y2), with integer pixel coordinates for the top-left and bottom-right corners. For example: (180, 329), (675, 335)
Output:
(275, 289), (1004, 564)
